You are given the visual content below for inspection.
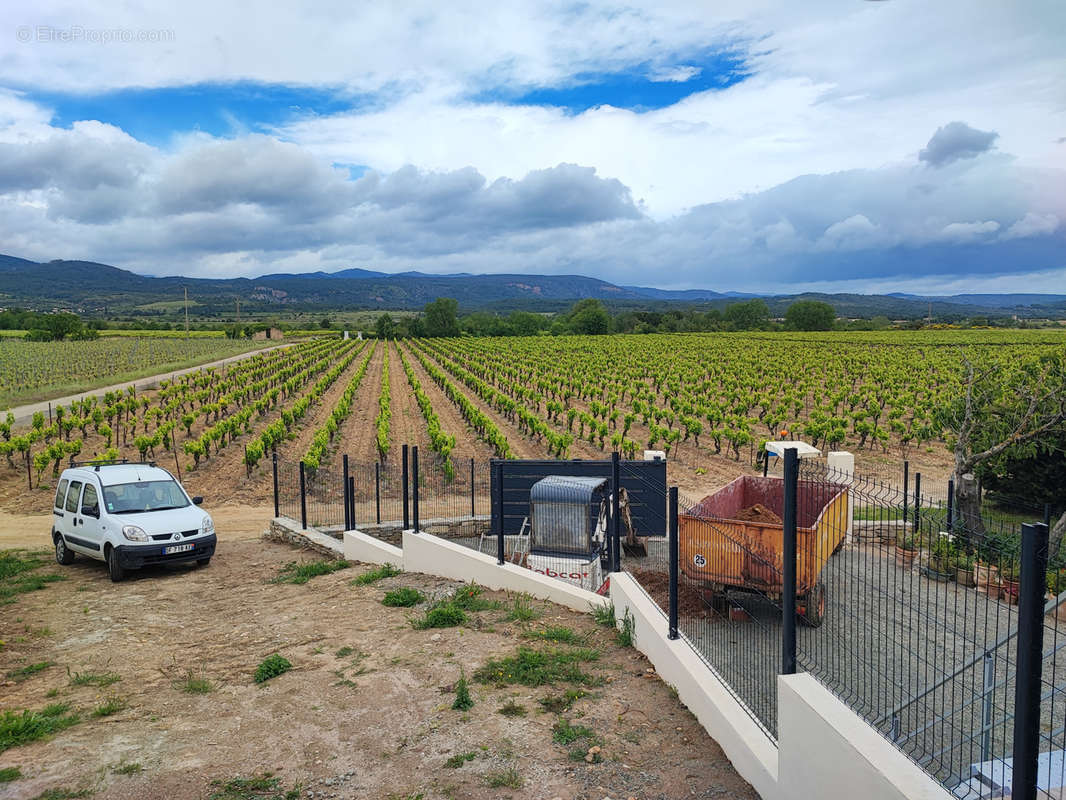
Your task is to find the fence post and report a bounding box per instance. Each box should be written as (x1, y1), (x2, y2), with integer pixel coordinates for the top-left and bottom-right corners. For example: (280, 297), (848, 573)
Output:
(947, 478), (955, 532)
(348, 476), (356, 530)
(902, 460), (909, 533)
(913, 472), (921, 537)
(1012, 522), (1050, 800)
(401, 444), (409, 530)
(668, 486), (679, 640)
(782, 447), (798, 675)
(980, 651), (994, 763)
(342, 454), (351, 531)
(611, 451), (622, 573)
(470, 457), (476, 518)
(375, 462), (381, 524)
(494, 462), (505, 565)
(299, 461), (307, 530)
(411, 446), (420, 533)
(1046, 504), (1052, 526)
(272, 450), (279, 519)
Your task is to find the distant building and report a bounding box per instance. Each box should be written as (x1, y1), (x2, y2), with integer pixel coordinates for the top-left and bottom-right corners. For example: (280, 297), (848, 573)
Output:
(252, 327), (284, 341)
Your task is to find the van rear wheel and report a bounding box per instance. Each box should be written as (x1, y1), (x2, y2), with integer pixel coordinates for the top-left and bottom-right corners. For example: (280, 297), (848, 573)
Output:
(54, 534), (75, 565)
(107, 548), (126, 582)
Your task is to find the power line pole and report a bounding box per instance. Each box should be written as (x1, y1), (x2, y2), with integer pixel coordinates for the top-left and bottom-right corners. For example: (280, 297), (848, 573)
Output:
(184, 287), (189, 339)
(236, 298), (240, 325)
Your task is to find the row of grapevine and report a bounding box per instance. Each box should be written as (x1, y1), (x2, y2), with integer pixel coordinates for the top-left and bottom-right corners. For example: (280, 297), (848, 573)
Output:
(398, 344), (457, 479)
(375, 344), (391, 462)
(301, 342), (376, 473)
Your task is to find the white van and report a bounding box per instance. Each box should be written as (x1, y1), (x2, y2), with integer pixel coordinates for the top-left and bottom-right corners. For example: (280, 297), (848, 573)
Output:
(52, 461), (216, 582)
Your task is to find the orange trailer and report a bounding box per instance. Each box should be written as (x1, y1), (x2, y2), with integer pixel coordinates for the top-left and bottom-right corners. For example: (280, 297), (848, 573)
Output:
(680, 475), (849, 627)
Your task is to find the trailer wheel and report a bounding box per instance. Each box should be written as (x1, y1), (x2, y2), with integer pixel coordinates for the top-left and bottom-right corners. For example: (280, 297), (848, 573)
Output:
(700, 587), (730, 614)
(797, 581), (826, 628)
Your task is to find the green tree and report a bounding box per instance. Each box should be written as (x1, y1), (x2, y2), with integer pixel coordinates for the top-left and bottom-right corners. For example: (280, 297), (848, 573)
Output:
(567, 298), (610, 335)
(319, 316), (334, 330)
(508, 311), (548, 337)
(375, 313), (396, 340)
(784, 300), (836, 331)
(423, 297), (460, 338)
(723, 299), (771, 330)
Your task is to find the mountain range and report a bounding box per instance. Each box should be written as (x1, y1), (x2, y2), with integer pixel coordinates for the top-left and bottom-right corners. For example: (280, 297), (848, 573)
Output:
(1, 253), (1064, 320)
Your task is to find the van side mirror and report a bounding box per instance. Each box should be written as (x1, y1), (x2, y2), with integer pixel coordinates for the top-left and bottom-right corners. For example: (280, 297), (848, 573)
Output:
(192, 496), (203, 506)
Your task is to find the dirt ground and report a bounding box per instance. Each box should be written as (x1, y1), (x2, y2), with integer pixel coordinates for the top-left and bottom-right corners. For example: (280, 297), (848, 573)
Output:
(0, 514), (759, 800)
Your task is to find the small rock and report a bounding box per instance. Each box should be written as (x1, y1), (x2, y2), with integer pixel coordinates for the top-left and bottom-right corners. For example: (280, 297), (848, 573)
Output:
(585, 754), (595, 763)
(430, 633), (442, 641)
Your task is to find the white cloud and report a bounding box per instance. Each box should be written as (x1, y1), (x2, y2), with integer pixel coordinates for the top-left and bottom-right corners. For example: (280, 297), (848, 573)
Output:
(938, 220), (1001, 241)
(1001, 212), (1060, 240)
(648, 65), (702, 83)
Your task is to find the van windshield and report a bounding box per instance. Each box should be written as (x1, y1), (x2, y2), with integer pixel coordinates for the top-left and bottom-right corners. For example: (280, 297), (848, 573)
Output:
(103, 480), (190, 514)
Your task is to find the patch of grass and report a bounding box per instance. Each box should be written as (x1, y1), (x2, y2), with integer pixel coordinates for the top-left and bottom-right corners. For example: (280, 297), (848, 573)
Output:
(505, 594), (540, 622)
(498, 699), (527, 717)
(485, 766), (523, 789)
(67, 668), (121, 688)
(443, 751), (476, 768)
(538, 689), (588, 713)
(351, 563), (402, 586)
(334, 646), (354, 658)
(44, 688), (60, 699)
(0, 766), (22, 782)
(271, 559), (349, 585)
(382, 587), (424, 607)
(452, 670), (473, 711)
(92, 695), (126, 718)
(523, 626), (583, 645)
(177, 669), (215, 694)
(112, 762), (143, 775)
(0, 703), (81, 753)
(0, 550), (65, 605)
(616, 608), (635, 648)
(591, 601), (616, 628)
(208, 772), (300, 800)
(552, 718), (596, 745)
(451, 583), (499, 612)
(253, 654), (292, 684)
(473, 647), (600, 688)
(29, 788), (91, 800)
(8, 661), (54, 682)
(412, 603), (466, 629)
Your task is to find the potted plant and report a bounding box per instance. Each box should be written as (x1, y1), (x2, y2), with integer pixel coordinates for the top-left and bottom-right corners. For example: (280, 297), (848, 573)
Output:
(999, 563), (1020, 605)
(955, 550), (977, 587)
(896, 532), (919, 568)
(925, 534), (955, 582)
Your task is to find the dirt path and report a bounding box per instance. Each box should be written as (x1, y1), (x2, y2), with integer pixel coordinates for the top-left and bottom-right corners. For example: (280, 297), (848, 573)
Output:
(386, 340), (436, 469)
(329, 341), (384, 467)
(0, 534), (759, 800)
(399, 342), (496, 465)
(5, 343), (288, 426)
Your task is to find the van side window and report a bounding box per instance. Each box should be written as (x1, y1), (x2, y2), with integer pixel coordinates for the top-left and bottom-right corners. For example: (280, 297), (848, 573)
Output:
(55, 479), (69, 509)
(82, 484), (99, 514)
(65, 481), (83, 513)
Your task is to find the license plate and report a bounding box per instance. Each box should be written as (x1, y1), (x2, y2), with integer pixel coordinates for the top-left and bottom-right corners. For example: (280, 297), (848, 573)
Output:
(163, 543), (194, 554)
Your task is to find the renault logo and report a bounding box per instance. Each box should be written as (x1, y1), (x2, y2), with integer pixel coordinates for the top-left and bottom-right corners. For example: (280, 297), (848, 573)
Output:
(172, 532), (181, 541)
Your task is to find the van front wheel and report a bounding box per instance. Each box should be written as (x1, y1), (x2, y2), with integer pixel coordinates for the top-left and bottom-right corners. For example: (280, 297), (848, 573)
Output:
(107, 548), (126, 582)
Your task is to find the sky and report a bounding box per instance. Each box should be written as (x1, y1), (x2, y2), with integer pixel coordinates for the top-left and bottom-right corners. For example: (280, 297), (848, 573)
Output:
(0, 1), (1063, 294)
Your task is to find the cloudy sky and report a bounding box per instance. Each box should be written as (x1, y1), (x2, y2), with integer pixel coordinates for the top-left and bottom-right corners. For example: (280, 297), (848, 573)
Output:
(0, 1), (1063, 293)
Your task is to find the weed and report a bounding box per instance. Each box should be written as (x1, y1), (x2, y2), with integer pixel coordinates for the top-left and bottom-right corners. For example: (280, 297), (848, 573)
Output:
(412, 603), (466, 629)
(253, 654), (292, 684)
(538, 689), (588, 713)
(0, 703), (81, 753)
(485, 766), (523, 789)
(29, 788), (91, 800)
(8, 661), (54, 682)
(523, 626), (582, 645)
(616, 608), (635, 648)
(112, 762), (143, 775)
(383, 587), (424, 607)
(591, 601), (616, 628)
(44, 689), (60, 699)
(177, 670), (215, 694)
(92, 695), (126, 718)
(208, 772), (300, 800)
(335, 646), (354, 658)
(505, 594), (540, 622)
(67, 668), (121, 688)
(272, 559), (349, 585)
(474, 646), (600, 688)
(452, 670), (473, 711)
(0, 766), (21, 782)
(552, 719), (595, 745)
(451, 583), (498, 612)
(443, 751), (476, 768)
(498, 699), (527, 717)
(351, 563), (402, 586)
(0, 550), (65, 605)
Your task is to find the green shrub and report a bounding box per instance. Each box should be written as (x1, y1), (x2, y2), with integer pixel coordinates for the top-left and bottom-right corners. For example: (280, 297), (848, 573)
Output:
(452, 671), (473, 711)
(473, 647), (600, 688)
(382, 588), (424, 607)
(253, 654), (292, 684)
(412, 603), (466, 629)
(0, 703), (80, 752)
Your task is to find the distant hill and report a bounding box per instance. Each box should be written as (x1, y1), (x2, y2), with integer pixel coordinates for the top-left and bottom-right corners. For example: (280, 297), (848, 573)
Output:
(1, 253), (1063, 320)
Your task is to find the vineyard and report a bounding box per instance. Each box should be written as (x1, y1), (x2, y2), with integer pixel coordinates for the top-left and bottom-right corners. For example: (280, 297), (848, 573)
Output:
(0, 336), (268, 406)
(0, 329), (1063, 514)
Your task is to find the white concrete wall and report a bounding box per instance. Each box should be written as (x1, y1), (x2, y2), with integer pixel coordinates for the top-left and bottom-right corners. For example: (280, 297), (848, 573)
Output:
(778, 674), (950, 800)
(402, 530), (609, 613)
(610, 572), (780, 800)
(342, 530), (403, 566)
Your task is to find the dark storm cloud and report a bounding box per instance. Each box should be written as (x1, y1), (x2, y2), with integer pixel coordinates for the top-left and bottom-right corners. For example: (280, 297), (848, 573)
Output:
(918, 121), (998, 167)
